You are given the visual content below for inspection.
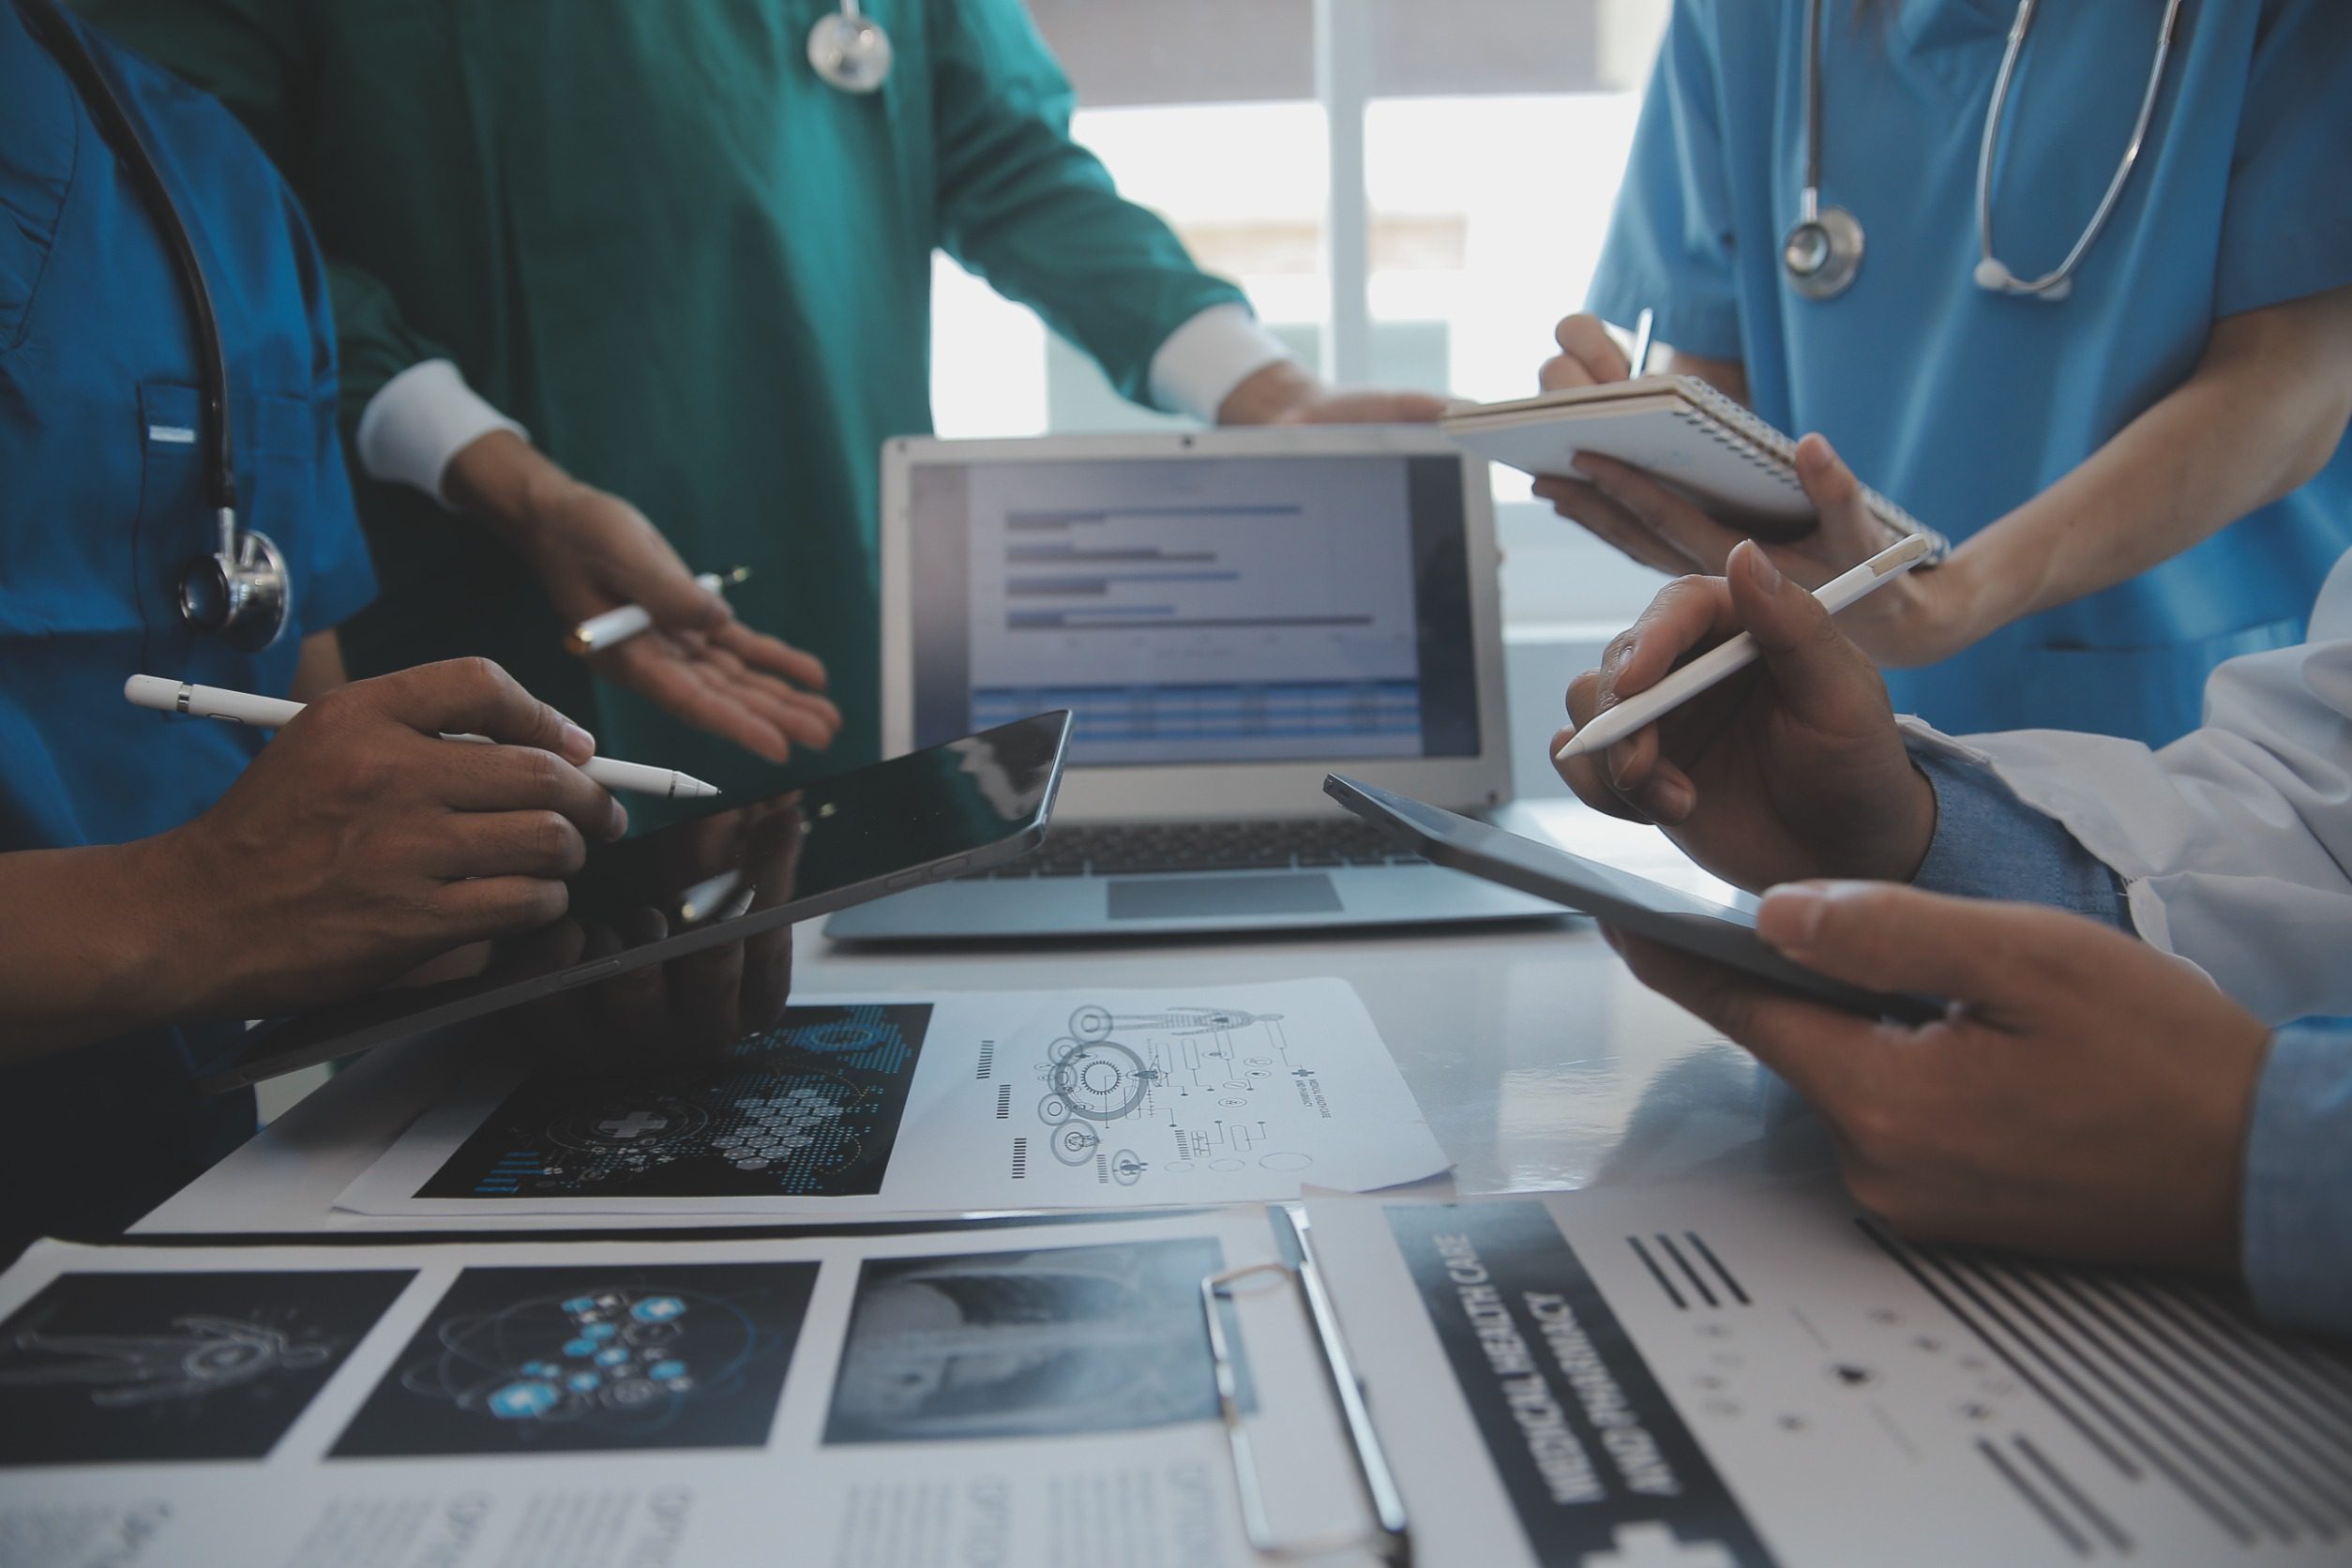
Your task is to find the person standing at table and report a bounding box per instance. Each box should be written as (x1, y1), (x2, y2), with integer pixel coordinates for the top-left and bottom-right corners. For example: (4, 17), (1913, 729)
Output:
(1535, 0), (2352, 746)
(80, 0), (1440, 794)
(0, 0), (639, 1258)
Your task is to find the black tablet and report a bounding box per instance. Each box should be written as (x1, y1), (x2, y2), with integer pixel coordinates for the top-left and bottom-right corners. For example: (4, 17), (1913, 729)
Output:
(195, 711), (1074, 1091)
(1325, 774), (1944, 1025)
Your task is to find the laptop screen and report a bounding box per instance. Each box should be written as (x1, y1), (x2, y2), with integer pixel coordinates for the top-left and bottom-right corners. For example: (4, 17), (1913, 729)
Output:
(905, 452), (1483, 767)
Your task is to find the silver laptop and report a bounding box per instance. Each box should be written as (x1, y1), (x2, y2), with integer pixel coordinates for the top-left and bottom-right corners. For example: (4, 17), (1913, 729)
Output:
(824, 424), (1561, 940)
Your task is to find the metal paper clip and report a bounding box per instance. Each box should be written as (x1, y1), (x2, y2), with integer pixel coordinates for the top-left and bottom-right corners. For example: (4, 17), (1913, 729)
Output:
(1201, 1223), (1411, 1564)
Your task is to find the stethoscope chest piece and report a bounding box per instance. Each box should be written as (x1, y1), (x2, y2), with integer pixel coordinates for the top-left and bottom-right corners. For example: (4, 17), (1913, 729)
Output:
(178, 519), (290, 652)
(1783, 204), (1865, 301)
(809, 1), (892, 94)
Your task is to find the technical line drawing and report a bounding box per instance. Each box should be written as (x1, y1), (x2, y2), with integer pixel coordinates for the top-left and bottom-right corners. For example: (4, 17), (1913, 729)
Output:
(1027, 1004), (1319, 1186)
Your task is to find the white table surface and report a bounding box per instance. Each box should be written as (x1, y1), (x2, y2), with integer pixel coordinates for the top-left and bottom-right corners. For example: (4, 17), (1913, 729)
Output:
(132, 800), (1834, 1238)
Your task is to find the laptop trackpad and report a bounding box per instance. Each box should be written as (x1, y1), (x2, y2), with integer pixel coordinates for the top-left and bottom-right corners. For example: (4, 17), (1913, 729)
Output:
(1108, 874), (1344, 920)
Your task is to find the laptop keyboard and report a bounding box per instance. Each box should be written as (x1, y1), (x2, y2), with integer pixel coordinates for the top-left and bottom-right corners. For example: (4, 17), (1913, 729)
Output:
(972, 819), (1428, 879)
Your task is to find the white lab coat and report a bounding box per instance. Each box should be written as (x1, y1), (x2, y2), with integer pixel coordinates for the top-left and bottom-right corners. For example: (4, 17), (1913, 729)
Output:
(1901, 552), (2352, 1027)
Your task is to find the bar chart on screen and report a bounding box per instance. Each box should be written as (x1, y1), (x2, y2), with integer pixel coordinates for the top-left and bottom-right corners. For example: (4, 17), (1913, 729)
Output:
(962, 456), (1427, 764)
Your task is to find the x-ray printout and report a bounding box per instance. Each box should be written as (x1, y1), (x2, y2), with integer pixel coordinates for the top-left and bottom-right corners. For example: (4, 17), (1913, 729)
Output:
(1301, 1179), (2352, 1568)
(0, 1212), (1380, 1568)
(339, 982), (1447, 1218)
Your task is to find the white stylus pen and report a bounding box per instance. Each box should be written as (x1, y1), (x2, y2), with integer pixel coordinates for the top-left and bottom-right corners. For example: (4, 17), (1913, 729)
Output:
(1554, 534), (1935, 764)
(566, 565), (751, 656)
(124, 675), (720, 799)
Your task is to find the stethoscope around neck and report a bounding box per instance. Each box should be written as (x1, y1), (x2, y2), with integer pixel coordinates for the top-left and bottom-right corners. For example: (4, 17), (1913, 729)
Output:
(1782, 0), (2187, 305)
(24, 0), (290, 650)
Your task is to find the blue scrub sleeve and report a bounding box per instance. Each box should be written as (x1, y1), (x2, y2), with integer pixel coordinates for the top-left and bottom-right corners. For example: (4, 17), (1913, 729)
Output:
(2212, 0), (2352, 319)
(280, 184), (376, 637)
(1585, 0), (1745, 361)
(927, 0), (1246, 409)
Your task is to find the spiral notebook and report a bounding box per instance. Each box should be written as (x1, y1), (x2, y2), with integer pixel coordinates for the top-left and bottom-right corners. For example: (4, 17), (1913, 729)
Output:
(1443, 374), (1939, 545)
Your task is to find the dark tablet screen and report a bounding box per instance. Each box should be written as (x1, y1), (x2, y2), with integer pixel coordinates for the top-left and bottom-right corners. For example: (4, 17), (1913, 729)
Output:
(198, 712), (1072, 1089)
(1325, 774), (1943, 1025)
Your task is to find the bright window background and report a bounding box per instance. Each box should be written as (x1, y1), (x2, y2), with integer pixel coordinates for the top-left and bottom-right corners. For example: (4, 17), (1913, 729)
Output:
(930, 0), (1673, 632)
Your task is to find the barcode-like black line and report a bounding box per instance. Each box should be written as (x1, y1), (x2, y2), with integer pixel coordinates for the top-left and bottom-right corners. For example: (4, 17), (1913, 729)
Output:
(2290, 1334), (2352, 1399)
(2043, 1268), (2347, 1534)
(994, 1085), (1012, 1120)
(1654, 1233), (1718, 1308)
(1626, 1235), (1686, 1310)
(1990, 1258), (2325, 1540)
(2155, 1286), (2352, 1450)
(1979, 1438), (2092, 1558)
(1858, 1220), (2139, 1482)
(2014, 1436), (2134, 1556)
(976, 1041), (994, 1080)
(1951, 1254), (2267, 1543)
(2102, 1277), (2352, 1499)
(1010, 1136), (1027, 1179)
(1682, 1231), (1751, 1305)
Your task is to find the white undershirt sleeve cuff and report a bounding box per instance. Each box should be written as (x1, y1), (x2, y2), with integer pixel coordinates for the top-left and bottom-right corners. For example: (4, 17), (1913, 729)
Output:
(1147, 303), (1294, 421)
(354, 358), (530, 507)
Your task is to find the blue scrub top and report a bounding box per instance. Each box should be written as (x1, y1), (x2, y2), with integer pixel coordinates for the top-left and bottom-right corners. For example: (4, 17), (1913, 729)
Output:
(0, 1), (375, 1257)
(1590, 0), (2352, 744)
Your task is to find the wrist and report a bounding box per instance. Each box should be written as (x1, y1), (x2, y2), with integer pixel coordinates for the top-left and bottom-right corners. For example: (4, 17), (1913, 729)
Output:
(114, 827), (244, 1025)
(443, 430), (580, 557)
(1916, 540), (2002, 652)
(0, 837), (226, 1055)
(1215, 360), (1323, 426)
(1892, 759), (1938, 882)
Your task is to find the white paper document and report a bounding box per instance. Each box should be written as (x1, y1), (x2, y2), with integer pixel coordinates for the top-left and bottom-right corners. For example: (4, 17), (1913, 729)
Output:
(0, 1213), (1383, 1568)
(1302, 1180), (2352, 1567)
(339, 981), (1447, 1218)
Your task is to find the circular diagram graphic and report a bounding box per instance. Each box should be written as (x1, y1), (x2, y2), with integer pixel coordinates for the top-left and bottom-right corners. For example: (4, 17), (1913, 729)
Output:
(1069, 1005), (1113, 1042)
(782, 1018), (890, 1056)
(1049, 1123), (1101, 1166)
(1259, 1152), (1313, 1172)
(548, 1101), (711, 1155)
(1048, 1039), (1148, 1122)
(408, 1286), (755, 1433)
(1108, 1149), (1145, 1186)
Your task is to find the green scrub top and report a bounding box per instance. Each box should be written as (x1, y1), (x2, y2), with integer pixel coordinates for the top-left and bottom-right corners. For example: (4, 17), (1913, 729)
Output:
(78, 0), (1245, 794)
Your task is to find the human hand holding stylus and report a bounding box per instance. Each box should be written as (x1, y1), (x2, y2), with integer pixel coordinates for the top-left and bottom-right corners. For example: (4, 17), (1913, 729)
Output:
(126, 673), (718, 799)
(1552, 541), (1937, 896)
(1556, 533), (1933, 763)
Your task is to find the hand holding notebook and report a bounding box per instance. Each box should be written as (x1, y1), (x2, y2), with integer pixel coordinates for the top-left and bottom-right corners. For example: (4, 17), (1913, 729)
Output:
(1443, 373), (1949, 558)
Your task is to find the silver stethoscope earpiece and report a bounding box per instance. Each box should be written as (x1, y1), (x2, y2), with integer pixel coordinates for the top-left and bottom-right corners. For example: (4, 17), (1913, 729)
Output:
(28, 0), (291, 651)
(1787, 0), (2183, 307)
(808, 0), (893, 94)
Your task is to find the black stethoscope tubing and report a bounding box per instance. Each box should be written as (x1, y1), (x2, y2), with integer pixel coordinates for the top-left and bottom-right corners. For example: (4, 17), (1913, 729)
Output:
(20, 0), (287, 647)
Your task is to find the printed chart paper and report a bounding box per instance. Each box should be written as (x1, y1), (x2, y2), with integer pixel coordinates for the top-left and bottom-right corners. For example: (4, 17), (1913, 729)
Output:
(339, 981), (1446, 1218)
(1303, 1180), (2352, 1567)
(0, 1214), (1378, 1568)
